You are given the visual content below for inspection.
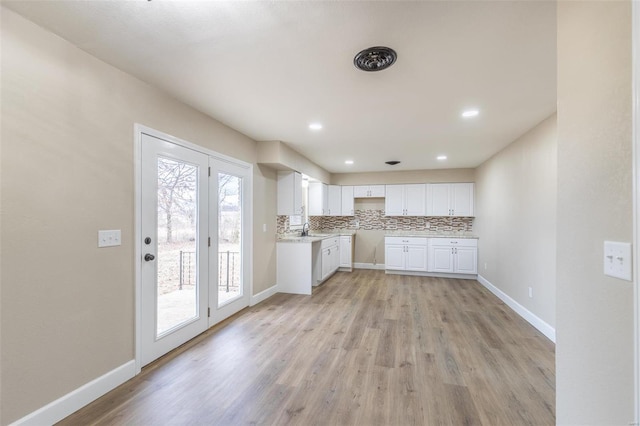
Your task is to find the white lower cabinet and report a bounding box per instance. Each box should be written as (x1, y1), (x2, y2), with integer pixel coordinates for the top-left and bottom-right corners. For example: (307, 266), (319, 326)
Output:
(427, 238), (478, 274)
(339, 235), (353, 269)
(320, 237), (340, 282)
(384, 237), (428, 271)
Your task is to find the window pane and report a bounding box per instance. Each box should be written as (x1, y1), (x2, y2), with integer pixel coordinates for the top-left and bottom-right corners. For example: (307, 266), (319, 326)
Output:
(218, 173), (242, 306)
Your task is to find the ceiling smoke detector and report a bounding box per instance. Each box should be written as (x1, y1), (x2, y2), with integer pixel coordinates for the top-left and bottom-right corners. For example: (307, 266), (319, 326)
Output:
(385, 160), (401, 166)
(354, 47), (397, 72)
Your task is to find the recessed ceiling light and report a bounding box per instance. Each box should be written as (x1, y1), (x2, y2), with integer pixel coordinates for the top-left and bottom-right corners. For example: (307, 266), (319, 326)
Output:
(437, 155), (447, 161)
(309, 123), (323, 130)
(462, 109), (479, 118)
(345, 160), (354, 165)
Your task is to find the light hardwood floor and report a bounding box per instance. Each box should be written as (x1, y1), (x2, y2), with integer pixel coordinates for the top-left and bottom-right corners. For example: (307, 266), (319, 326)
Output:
(59, 270), (555, 425)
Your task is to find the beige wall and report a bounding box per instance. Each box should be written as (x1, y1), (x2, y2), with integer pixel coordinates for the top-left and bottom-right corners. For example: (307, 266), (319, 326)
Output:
(0, 8), (276, 424)
(257, 140), (331, 183)
(557, 1), (634, 423)
(332, 168), (475, 185)
(474, 114), (557, 329)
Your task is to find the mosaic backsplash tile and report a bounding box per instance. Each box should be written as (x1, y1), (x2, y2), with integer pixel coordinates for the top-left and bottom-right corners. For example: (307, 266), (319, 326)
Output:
(277, 210), (473, 234)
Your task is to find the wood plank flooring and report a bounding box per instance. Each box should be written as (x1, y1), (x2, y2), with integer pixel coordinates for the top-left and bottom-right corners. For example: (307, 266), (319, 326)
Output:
(59, 270), (555, 425)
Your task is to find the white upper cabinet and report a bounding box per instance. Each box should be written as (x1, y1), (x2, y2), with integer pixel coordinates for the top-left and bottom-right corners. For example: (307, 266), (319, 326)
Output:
(353, 185), (385, 198)
(427, 183), (474, 217)
(327, 185), (342, 216)
(451, 183), (474, 217)
(308, 182), (328, 216)
(309, 183), (345, 216)
(384, 184), (425, 216)
(277, 171), (303, 216)
(341, 186), (355, 216)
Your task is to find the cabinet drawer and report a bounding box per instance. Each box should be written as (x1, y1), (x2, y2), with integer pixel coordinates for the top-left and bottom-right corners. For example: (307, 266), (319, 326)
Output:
(385, 236), (428, 246)
(321, 237), (339, 250)
(428, 238), (477, 247)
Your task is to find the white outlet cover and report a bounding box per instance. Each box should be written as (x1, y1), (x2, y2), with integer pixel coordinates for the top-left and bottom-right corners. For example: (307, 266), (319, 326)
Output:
(603, 241), (632, 281)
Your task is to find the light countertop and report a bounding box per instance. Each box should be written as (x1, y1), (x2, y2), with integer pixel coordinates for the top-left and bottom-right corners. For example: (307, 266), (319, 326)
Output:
(276, 229), (356, 243)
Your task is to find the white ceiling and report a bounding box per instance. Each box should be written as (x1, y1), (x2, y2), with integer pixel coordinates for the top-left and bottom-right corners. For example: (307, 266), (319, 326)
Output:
(3, 1), (556, 174)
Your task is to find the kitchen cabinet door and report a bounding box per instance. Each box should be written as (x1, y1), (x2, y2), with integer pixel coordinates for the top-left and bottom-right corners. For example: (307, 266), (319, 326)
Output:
(405, 245), (428, 271)
(339, 236), (352, 268)
(341, 186), (354, 216)
(385, 245), (405, 270)
(331, 245), (340, 272)
(321, 248), (332, 281)
(427, 184), (450, 216)
(308, 182), (328, 216)
(277, 171), (303, 216)
(429, 245), (454, 273)
(384, 185), (404, 216)
(454, 247), (477, 274)
(354, 185), (386, 198)
(353, 186), (369, 198)
(369, 185), (386, 197)
(451, 183), (474, 217)
(328, 185), (342, 216)
(405, 184), (426, 216)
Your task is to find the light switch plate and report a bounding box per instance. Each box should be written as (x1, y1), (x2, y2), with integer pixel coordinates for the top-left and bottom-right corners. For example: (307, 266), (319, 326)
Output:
(98, 230), (122, 248)
(603, 241), (632, 281)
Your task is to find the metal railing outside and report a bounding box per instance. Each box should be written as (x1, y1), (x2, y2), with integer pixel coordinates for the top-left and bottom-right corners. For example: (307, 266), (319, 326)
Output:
(179, 250), (240, 292)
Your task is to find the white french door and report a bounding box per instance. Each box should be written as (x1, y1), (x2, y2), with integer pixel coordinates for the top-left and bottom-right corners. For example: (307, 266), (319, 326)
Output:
(209, 159), (251, 324)
(138, 128), (252, 368)
(140, 133), (209, 366)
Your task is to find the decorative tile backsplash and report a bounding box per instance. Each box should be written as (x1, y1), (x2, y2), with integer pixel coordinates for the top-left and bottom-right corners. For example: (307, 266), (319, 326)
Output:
(277, 210), (473, 234)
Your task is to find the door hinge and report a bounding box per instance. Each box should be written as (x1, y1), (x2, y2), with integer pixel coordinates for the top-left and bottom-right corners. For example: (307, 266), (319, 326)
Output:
(208, 307), (211, 317)
(208, 237), (211, 247)
(208, 167), (211, 177)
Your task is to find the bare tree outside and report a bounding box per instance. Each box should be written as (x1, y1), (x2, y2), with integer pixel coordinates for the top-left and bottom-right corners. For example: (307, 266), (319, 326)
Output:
(156, 157), (198, 335)
(157, 157), (197, 244)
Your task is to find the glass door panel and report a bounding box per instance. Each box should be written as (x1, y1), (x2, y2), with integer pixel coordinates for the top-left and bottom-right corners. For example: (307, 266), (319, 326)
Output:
(217, 172), (242, 307)
(156, 157), (198, 336)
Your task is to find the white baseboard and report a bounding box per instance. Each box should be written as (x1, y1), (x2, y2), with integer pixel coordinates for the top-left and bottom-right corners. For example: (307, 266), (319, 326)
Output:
(353, 262), (386, 270)
(250, 284), (278, 306)
(477, 274), (556, 343)
(11, 360), (136, 426)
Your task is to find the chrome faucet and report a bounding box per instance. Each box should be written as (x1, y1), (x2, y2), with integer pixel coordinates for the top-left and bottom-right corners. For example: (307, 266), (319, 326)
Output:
(301, 222), (310, 237)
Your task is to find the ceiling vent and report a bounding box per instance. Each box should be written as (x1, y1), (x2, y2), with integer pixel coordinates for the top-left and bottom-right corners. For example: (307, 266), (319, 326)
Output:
(354, 47), (397, 72)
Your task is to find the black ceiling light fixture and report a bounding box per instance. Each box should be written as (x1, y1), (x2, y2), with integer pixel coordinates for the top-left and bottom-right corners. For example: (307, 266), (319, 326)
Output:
(385, 160), (401, 166)
(354, 46), (397, 72)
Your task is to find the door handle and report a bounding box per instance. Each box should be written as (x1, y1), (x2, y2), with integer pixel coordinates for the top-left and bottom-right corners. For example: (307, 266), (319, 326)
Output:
(144, 253), (155, 261)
